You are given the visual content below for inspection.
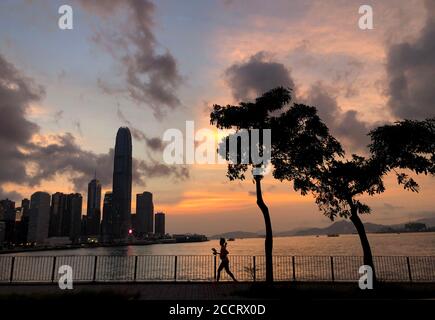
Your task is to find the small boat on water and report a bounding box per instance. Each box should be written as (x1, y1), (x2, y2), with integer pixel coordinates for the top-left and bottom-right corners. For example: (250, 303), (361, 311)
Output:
(227, 238), (235, 241)
(327, 234), (339, 237)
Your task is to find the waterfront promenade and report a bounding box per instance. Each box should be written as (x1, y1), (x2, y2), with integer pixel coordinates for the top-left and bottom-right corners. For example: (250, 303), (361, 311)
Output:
(1, 254), (434, 283)
(1, 282), (435, 300)
(1, 254), (434, 303)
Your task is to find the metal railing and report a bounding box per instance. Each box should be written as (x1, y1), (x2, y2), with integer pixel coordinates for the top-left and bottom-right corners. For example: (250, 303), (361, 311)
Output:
(0, 255), (434, 283)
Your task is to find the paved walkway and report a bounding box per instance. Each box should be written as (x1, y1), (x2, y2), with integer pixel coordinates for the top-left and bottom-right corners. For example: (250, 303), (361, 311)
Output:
(0, 282), (251, 300)
(1, 282), (435, 300)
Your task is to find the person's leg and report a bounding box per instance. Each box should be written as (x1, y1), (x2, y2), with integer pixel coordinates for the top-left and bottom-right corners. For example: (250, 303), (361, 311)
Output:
(224, 261), (237, 282)
(216, 262), (224, 282)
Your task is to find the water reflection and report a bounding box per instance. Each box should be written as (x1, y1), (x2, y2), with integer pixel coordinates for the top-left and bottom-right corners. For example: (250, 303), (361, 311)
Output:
(4, 233), (435, 257)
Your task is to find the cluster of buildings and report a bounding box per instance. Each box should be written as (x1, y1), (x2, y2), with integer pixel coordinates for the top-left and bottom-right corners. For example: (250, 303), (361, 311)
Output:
(0, 127), (166, 248)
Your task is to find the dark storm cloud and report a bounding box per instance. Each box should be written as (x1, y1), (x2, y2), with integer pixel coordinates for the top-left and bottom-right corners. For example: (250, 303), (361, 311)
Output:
(136, 159), (189, 181)
(386, 0), (435, 119)
(224, 52), (295, 101)
(0, 54), (42, 145)
(26, 134), (187, 192)
(0, 188), (22, 201)
(0, 54), (187, 200)
(25, 133), (114, 189)
(78, 0), (182, 119)
(144, 137), (165, 151)
(116, 108), (188, 180)
(303, 83), (338, 125)
(303, 83), (371, 151)
(224, 53), (371, 151)
(116, 108), (165, 151)
(0, 53), (43, 187)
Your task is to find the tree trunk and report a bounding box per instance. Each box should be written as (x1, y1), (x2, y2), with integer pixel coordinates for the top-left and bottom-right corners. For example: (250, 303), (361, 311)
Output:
(349, 207), (377, 283)
(255, 175), (273, 283)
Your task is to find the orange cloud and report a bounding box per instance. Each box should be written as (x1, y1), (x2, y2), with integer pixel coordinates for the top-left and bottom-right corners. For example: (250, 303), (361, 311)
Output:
(159, 188), (310, 215)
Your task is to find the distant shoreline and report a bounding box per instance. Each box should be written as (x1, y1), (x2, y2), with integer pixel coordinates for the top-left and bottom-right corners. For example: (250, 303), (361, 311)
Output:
(3, 231), (433, 255)
(0, 238), (209, 255)
(0, 242), (154, 255)
(210, 230), (435, 240)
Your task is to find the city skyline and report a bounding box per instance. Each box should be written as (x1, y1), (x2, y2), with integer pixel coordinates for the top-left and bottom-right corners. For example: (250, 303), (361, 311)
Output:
(0, 0), (434, 235)
(0, 125), (168, 245)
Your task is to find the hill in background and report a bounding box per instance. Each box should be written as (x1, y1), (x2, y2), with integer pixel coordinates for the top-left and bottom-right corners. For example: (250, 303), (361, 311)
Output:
(210, 215), (435, 239)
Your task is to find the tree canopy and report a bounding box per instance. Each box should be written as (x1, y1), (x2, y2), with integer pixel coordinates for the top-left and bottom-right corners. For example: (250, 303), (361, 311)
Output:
(369, 118), (435, 192)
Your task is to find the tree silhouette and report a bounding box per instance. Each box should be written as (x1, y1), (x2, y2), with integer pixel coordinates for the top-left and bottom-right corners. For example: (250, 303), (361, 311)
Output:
(362, 118), (435, 277)
(270, 104), (343, 193)
(303, 155), (385, 279)
(369, 118), (435, 190)
(273, 116), (389, 277)
(211, 87), (342, 282)
(269, 104), (384, 274)
(273, 116), (435, 282)
(210, 87), (291, 283)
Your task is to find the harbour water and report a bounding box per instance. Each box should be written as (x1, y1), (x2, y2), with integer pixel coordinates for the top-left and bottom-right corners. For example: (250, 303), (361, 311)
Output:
(5, 232), (435, 257)
(1, 233), (434, 282)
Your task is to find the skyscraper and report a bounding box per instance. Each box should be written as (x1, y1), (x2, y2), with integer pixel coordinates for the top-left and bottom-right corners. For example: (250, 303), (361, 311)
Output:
(0, 199), (16, 221)
(49, 192), (67, 237)
(86, 175), (102, 236)
(101, 191), (113, 242)
(155, 212), (165, 237)
(28, 192), (50, 244)
(0, 222), (5, 247)
(112, 127), (132, 240)
(136, 192), (154, 235)
(0, 199), (16, 244)
(21, 199), (30, 217)
(64, 193), (82, 243)
(16, 199), (30, 243)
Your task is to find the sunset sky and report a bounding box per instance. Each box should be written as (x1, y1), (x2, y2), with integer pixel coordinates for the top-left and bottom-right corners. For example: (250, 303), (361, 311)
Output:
(0, 0), (434, 235)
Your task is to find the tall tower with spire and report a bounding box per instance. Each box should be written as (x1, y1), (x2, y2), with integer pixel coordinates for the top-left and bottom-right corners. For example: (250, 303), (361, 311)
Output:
(112, 127), (132, 240)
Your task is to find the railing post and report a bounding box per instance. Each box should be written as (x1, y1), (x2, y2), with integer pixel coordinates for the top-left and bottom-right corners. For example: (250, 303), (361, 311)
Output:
(133, 256), (138, 282)
(174, 256), (178, 282)
(51, 256), (57, 283)
(213, 255), (217, 281)
(253, 256), (256, 282)
(92, 256), (98, 283)
(330, 256), (335, 282)
(292, 256), (296, 281)
(9, 256), (15, 283)
(406, 256), (413, 282)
